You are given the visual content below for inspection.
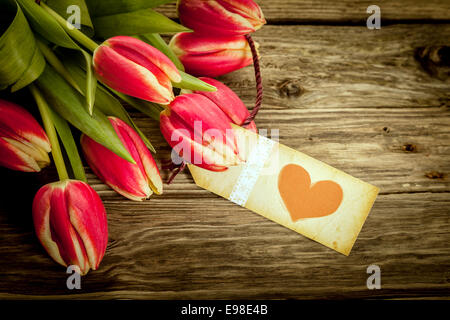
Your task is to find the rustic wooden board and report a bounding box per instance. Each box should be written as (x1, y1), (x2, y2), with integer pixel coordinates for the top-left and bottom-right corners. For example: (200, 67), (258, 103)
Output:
(1, 190), (449, 299)
(157, 0), (450, 23)
(0, 23), (449, 298)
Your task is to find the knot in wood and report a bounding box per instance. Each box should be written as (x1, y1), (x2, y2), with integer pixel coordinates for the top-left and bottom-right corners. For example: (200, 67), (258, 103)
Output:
(415, 46), (450, 80)
(278, 79), (304, 98)
(402, 143), (417, 153)
(425, 171), (445, 179)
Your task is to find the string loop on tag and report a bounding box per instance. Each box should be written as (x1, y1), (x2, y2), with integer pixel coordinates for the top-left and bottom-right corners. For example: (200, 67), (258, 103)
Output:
(243, 34), (263, 127)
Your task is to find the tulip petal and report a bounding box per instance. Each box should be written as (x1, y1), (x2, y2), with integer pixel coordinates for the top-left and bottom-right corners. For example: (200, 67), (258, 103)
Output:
(3, 137), (50, 165)
(170, 32), (249, 55)
(0, 137), (42, 172)
(178, 0), (265, 36)
(65, 181), (108, 271)
(105, 43), (172, 91)
(181, 50), (253, 78)
(195, 77), (252, 127)
(218, 0), (266, 29)
(32, 184), (67, 267)
(106, 36), (182, 83)
(169, 33), (253, 77)
(109, 117), (163, 195)
(93, 45), (174, 104)
(0, 99), (51, 153)
(48, 183), (90, 274)
(81, 134), (152, 201)
(169, 94), (240, 160)
(160, 109), (231, 171)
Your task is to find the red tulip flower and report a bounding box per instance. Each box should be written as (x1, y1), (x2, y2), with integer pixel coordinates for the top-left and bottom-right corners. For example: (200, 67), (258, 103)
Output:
(81, 117), (163, 201)
(32, 180), (108, 275)
(160, 87), (254, 171)
(169, 32), (256, 77)
(93, 36), (181, 104)
(192, 77), (257, 132)
(0, 99), (51, 172)
(178, 0), (266, 36)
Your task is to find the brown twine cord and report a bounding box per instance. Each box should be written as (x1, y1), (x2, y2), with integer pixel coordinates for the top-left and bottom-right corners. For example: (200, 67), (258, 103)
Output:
(161, 159), (186, 184)
(166, 162), (186, 185)
(164, 34), (263, 184)
(242, 34), (263, 127)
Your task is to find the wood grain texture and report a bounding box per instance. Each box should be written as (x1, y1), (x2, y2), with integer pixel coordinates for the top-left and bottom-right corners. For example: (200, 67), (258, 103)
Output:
(1, 16), (450, 299)
(156, 0), (450, 23)
(1, 191), (449, 299)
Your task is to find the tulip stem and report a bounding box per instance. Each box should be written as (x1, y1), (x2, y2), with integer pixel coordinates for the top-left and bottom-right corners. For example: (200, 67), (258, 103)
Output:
(40, 2), (99, 53)
(29, 84), (70, 181)
(36, 39), (83, 93)
(243, 34), (263, 126)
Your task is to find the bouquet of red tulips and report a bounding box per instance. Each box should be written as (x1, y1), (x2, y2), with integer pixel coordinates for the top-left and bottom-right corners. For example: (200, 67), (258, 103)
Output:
(0, 0), (265, 275)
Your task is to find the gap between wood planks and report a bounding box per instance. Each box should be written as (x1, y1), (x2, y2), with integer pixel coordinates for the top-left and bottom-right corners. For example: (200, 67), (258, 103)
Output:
(265, 19), (450, 27)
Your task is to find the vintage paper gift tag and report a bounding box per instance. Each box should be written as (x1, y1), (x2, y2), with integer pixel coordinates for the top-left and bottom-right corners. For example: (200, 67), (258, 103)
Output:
(188, 125), (379, 255)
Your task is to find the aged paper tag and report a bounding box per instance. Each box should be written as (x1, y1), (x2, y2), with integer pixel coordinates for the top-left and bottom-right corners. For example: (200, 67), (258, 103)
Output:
(188, 126), (379, 255)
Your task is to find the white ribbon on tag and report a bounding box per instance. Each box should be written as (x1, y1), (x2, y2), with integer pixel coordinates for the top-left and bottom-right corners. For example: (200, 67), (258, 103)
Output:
(229, 135), (275, 206)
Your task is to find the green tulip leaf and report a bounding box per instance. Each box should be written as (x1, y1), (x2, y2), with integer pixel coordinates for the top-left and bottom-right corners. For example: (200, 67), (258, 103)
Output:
(139, 33), (184, 71)
(17, 0), (97, 105)
(10, 45), (46, 92)
(35, 37), (81, 92)
(0, 0), (45, 91)
(46, 0), (94, 37)
(36, 65), (134, 163)
(16, 0), (78, 49)
(92, 8), (190, 38)
(49, 108), (87, 182)
(86, 0), (175, 17)
(36, 39), (96, 115)
(81, 50), (97, 115)
(174, 71), (217, 92)
(112, 90), (163, 122)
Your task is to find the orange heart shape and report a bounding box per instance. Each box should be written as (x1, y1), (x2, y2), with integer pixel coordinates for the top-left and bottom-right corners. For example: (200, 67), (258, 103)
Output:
(278, 164), (343, 221)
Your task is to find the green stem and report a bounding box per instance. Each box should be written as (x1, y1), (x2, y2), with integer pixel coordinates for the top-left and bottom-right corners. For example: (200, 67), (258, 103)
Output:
(112, 89), (162, 122)
(29, 84), (69, 181)
(36, 39), (83, 93)
(40, 2), (99, 53)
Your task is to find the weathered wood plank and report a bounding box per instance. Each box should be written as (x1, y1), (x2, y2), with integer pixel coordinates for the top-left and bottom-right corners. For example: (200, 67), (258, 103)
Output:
(220, 24), (450, 110)
(157, 0), (450, 23)
(0, 192), (449, 299)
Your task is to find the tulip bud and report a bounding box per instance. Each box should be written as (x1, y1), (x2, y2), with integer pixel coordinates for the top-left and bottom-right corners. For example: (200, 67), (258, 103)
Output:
(191, 77), (257, 132)
(32, 180), (108, 275)
(160, 93), (242, 172)
(93, 36), (182, 104)
(169, 32), (256, 77)
(0, 99), (51, 172)
(81, 117), (163, 201)
(178, 0), (266, 36)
